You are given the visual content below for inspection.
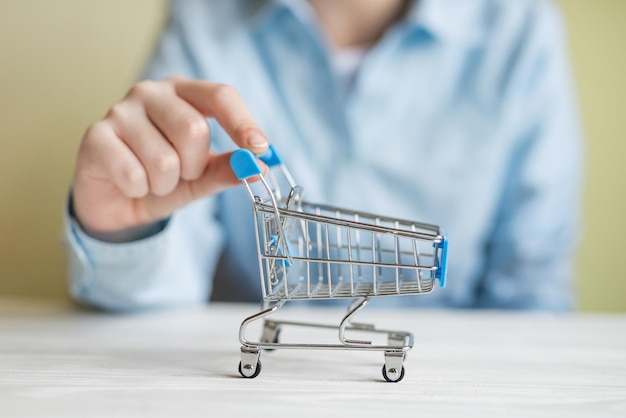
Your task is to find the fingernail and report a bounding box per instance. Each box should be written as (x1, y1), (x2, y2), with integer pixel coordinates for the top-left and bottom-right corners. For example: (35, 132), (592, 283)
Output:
(247, 132), (268, 149)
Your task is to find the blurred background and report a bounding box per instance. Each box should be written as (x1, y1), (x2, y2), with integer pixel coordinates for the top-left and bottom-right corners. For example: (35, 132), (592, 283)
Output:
(0, 1), (624, 311)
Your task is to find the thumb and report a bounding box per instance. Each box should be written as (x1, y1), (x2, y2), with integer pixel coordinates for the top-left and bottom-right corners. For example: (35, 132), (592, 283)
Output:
(179, 152), (268, 201)
(135, 151), (267, 223)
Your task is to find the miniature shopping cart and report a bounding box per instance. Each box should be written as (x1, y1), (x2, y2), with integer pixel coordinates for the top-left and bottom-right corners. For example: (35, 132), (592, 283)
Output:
(230, 145), (448, 382)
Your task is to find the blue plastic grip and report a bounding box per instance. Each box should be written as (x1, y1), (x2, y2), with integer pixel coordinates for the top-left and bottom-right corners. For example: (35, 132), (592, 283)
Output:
(230, 149), (262, 180)
(434, 232), (449, 288)
(257, 144), (283, 168)
(230, 145), (283, 180)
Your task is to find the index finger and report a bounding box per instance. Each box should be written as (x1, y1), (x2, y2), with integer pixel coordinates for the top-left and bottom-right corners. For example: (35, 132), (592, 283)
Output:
(170, 78), (269, 153)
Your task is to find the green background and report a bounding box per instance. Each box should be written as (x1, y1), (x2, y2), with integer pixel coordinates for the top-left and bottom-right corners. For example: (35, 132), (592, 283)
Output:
(0, 0), (624, 311)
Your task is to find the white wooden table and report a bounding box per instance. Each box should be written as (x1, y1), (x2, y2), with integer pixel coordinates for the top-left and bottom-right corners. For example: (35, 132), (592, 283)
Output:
(1, 297), (625, 417)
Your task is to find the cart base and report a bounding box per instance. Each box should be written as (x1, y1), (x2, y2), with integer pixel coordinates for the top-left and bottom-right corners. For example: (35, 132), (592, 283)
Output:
(237, 297), (413, 382)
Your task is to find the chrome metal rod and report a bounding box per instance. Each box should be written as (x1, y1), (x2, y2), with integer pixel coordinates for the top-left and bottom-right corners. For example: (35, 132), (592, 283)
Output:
(239, 300), (285, 346)
(339, 297), (371, 345)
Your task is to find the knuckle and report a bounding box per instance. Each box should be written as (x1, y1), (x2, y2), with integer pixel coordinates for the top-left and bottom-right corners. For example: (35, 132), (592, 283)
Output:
(79, 121), (109, 156)
(121, 164), (146, 185)
(82, 121), (107, 143)
(120, 164), (148, 196)
(105, 102), (128, 121)
(149, 167), (180, 196)
(209, 84), (238, 106)
(152, 151), (180, 174)
(128, 80), (158, 99)
(178, 114), (209, 142)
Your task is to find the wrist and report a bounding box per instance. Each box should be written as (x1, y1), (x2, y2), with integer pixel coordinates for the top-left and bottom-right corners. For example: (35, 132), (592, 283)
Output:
(68, 192), (168, 243)
(78, 221), (168, 243)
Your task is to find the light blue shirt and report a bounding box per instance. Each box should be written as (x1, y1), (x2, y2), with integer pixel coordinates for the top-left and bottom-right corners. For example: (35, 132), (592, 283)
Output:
(66, 0), (583, 311)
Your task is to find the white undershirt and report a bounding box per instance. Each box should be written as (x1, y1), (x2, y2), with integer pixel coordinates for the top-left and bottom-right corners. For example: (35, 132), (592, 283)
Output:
(328, 45), (368, 91)
(281, 0), (369, 91)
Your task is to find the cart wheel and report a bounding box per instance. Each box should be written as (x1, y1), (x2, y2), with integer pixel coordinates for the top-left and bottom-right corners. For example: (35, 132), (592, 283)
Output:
(382, 365), (405, 383)
(238, 360), (262, 379)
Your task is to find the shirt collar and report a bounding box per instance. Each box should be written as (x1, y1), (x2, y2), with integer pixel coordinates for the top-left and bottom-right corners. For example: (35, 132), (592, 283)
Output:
(246, 0), (313, 30)
(406, 0), (487, 44)
(247, 0), (486, 45)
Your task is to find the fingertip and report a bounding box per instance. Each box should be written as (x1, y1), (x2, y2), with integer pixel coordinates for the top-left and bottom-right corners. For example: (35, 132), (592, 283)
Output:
(246, 131), (269, 153)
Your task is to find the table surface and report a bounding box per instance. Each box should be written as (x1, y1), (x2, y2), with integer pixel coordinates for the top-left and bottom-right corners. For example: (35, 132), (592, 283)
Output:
(1, 297), (625, 418)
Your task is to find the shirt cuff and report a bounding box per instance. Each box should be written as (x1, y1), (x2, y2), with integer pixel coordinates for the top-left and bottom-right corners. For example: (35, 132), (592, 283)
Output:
(64, 193), (171, 267)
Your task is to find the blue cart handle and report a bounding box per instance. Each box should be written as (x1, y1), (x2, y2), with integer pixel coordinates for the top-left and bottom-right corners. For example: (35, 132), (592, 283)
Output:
(435, 232), (449, 288)
(230, 145), (283, 180)
(257, 144), (283, 168)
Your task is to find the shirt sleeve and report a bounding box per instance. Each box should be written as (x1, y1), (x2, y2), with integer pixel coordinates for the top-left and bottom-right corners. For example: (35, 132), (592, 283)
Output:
(66, 196), (224, 312)
(476, 3), (584, 311)
(65, 3), (225, 311)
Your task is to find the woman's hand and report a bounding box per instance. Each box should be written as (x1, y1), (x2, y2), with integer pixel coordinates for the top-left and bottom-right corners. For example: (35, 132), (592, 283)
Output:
(72, 77), (268, 237)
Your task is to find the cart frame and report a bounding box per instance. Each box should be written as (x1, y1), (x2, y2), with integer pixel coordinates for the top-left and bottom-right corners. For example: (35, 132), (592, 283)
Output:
(230, 146), (448, 382)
